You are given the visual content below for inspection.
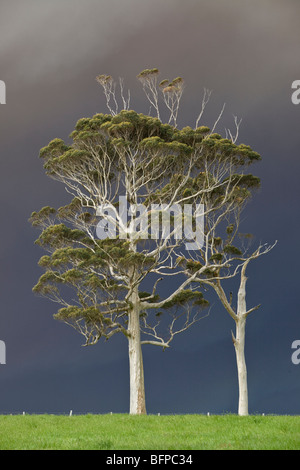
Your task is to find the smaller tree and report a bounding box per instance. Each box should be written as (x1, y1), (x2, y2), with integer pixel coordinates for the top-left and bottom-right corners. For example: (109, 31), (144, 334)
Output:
(174, 175), (276, 415)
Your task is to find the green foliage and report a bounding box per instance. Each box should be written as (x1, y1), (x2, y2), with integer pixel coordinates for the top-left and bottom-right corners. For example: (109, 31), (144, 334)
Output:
(223, 245), (243, 256)
(37, 107), (261, 215)
(34, 224), (89, 250)
(138, 291), (160, 303)
(39, 138), (69, 160)
(201, 134), (261, 167)
(159, 79), (169, 88)
(185, 259), (203, 273)
(54, 305), (101, 323)
(226, 224), (235, 235)
(161, 289), (208, 309)
(32, 271), (61, 296)
(212, 237), (222, 246)
(29, 206), (56, 227)
(229, 174), (261, 189)
(137, 68), (159, 79)
(209, 253), (223, 262)
(96, 74), (113, 85)
(196, 125), (210, 134)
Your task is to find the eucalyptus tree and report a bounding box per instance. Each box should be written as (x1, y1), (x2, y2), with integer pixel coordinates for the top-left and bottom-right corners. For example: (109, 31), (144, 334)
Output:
(30, 69), (268, 415)
(174, 185), (275, 416)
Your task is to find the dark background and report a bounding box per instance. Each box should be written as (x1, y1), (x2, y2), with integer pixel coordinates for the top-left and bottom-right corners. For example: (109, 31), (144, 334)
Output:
(0, 0), (299, 415)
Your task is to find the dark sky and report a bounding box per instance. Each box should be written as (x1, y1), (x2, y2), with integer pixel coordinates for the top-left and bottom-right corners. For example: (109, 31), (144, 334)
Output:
(0, 0), (299, 415)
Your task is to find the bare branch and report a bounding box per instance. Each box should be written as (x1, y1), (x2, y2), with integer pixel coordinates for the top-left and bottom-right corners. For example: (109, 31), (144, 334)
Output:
(226, 115), (242, 144)
(137, 68), (161, 120)
(209, 102), (226, 135)
(140, 340), (170, 348)
(160, 77), (184, 127)
(195, 87), (212, 129)
(96, 75), (118, 115)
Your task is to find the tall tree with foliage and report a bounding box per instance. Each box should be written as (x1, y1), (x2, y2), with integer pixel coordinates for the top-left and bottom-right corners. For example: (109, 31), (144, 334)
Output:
(30, 69), (269, 414)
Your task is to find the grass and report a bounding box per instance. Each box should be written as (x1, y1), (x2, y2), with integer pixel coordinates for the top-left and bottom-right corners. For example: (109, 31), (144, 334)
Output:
(0, 414), (299, 450)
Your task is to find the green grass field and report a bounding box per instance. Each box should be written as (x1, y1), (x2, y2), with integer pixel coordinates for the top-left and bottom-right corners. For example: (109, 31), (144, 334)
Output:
(0, 414), (299, 450)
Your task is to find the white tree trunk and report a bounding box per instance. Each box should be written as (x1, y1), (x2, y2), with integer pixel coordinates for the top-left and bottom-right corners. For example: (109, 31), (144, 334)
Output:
(234, 316), (248, 416)
(128, 293), (146, 415)
(233, 265), (249, 416)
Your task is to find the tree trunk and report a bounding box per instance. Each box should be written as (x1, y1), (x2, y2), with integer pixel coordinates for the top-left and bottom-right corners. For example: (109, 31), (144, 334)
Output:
(233, 316), (248, 416)
(233, 265), (249, 416)
(127, 293), (146, 415)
